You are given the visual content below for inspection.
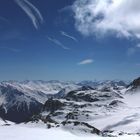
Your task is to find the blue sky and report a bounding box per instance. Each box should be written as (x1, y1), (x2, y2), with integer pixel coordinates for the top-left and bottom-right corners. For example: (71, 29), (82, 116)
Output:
(0, 0), (140, 81)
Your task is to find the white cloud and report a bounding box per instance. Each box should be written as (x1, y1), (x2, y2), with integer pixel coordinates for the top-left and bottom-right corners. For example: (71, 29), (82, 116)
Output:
(59, 5), (72, 13)
(72, 0), (140, 38)
(14, 0), (44, 29)
(0, 17), (9, 23)
(136, 43), (140, 48)
(0, 47), (21, 52)
(78, 59), (94, 65)
(47, 36), (70, 50)
(60, 31), (78, 42)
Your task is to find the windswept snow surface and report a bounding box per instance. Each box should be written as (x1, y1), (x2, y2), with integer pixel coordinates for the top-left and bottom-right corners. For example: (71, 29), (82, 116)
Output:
(0, 125), (139, 140)
(88, 90), (140, 133)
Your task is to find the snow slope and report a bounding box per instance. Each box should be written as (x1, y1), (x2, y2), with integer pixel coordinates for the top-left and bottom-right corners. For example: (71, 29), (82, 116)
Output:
(30, 78), (140, 135)
(0, 118), (14, 126)
(1, 78), (140, 136)
(0, 125), (139, 140)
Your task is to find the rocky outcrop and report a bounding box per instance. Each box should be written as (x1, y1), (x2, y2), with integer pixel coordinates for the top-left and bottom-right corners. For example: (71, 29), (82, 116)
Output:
(0, 105), (6, 120)
(42, 98), (64, 112)
(0, 85), (43, 123)
(128, 77), (140, 89)
(109, 100), (124, 106)
(61, 121), (102, 135)
(4, 101), (42, 123)
(65, 90), (99, 102)
(78, 86), (95, 91)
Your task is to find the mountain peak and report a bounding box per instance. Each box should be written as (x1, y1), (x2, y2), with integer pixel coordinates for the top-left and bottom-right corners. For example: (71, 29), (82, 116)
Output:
(128, 77), (140, 89)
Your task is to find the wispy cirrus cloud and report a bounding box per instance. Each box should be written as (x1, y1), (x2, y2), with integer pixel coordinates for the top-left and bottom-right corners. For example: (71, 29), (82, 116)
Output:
(78, 59), (94, 65)
(60, 31), (78, 42)
(47, 36), (70, 50)
(14, 0), (44, 29)
(72, 0), (140, 39)
(0, 46), (21, 52)
(0, 16), (9, 23)
(59, 5), (72, 13)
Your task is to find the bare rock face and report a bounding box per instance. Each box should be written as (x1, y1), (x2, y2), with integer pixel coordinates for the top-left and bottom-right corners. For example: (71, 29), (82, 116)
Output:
(0, 85), (43, 123)
(128, 77), (140, 89)
(43, 98), (64, 112)
(109, 100), (124, 106)
(65, 90), (99, 102)
(61, 121), (102, 135)
(0, 105), (6, 119)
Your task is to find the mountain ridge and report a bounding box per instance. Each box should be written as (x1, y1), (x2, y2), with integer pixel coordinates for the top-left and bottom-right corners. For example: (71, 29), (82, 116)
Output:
(0, 77), (140, 136)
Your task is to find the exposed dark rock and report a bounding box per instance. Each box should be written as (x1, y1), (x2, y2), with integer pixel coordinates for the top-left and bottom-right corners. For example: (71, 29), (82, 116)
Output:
(61, 121), (102, 135)
(0, 105), (6, 119)
(101, 87), (111, 92)
(80, 94), (99, 102)
(30, 114), (58, 125)
(52, 111), (64, 117)
(79, 86), (95, 91)
(4, 101), (42, 123)
(0, 85), (43, 123)
(42, 115), (58, 124)
(43, 98), (64, 112)
(73, 103), (92, 108)
(65, 112), (79, 120)
(54, 88), (66, 98)
(109, 100), (124, 106)
(128, 77), (140, 89)
(66, 91), (99, 102)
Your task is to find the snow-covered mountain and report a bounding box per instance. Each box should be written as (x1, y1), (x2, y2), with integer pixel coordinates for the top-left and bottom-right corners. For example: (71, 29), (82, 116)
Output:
(1, 78), (140, 136)
(0, 84), (43, 122)
(78, 80), (127, 88)
(30, 85), (125, 136)
(23, 77), (140, 136)
(1, 80), (79, 97)
(126, 77), (140, 92)
(0, 80), (79, 122)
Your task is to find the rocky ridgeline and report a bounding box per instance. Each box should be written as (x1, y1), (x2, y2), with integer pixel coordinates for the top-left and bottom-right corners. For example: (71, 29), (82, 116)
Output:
(127, 77), (140, 89)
